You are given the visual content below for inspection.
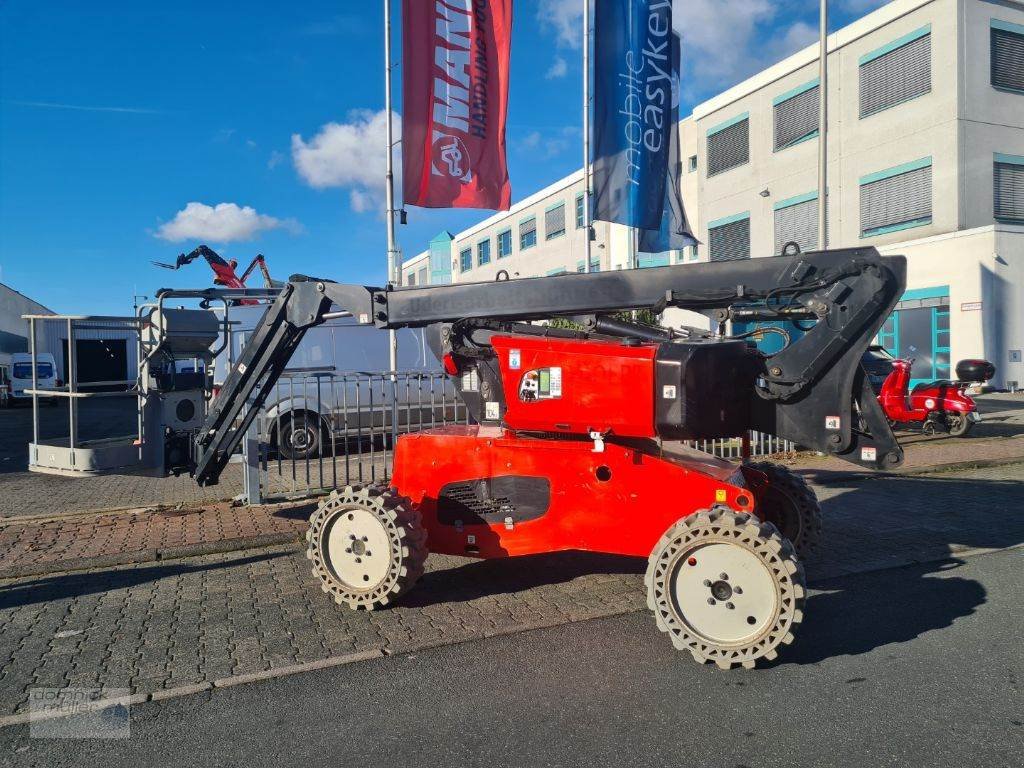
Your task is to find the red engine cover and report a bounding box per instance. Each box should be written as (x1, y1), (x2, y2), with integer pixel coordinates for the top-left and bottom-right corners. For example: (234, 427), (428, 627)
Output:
(490, 335), (657, 437)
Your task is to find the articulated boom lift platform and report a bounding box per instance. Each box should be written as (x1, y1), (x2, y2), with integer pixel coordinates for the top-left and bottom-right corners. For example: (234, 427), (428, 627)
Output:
(168, 247), (906, 669)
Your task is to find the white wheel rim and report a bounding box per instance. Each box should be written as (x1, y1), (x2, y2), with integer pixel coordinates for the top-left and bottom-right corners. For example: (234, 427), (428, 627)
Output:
(323, 507), (392, 590)
(671, 543), (779, 644)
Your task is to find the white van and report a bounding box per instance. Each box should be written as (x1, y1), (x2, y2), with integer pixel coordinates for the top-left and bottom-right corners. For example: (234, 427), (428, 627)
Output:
(10, 352), (60, 405)
(213, 306), (449, 459)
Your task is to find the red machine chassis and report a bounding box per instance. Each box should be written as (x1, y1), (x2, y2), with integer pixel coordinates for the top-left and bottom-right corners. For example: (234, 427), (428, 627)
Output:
(391, 425), (757, 560)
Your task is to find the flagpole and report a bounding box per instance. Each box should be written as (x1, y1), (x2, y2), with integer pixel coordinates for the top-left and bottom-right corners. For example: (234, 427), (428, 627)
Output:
(582, 0), (593, 273)
(384, 0), (399, 372)
(817, 0), (828, 250)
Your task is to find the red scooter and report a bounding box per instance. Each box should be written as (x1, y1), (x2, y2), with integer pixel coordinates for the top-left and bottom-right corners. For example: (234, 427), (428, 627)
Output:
(877, 357), (994, 437)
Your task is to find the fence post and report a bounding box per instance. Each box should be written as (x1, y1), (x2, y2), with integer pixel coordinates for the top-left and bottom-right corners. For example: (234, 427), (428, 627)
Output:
(242, 404), (262, 506)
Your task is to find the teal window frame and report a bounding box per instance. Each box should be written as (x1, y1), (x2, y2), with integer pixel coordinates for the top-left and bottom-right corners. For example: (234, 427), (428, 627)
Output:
(476, 238), (491, 266)
(995, 152), (1024, 223)
(859, 157), (933, 238)
(772, 78), (820, 152)
(497, 228), (513, 258)
(575, 194), (585, 229)
(519, 216), (537, 250)
(545, 201), (567, 241)
(858, 24), (933, 119)
(459, 247), (472, 272)
(991, 19), (1024, 95)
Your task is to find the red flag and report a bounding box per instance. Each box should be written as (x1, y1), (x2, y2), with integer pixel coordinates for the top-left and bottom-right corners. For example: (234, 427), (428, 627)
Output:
(402, 0), (512, 210)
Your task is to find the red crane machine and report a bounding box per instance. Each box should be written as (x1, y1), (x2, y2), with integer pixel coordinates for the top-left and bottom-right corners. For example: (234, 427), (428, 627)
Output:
(162, 247), (906, 669)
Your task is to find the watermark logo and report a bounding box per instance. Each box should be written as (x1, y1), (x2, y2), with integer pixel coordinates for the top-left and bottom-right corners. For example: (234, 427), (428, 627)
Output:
(431, 135), (472, 182)
(29, 688), (131, 739)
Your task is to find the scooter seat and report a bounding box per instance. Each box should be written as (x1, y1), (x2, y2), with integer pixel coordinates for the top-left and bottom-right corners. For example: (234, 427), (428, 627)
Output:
(911, 380), (957, 392)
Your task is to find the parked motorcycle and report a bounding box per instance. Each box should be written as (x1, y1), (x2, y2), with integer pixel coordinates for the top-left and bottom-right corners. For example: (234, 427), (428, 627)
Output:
(877, 357), (995, 437)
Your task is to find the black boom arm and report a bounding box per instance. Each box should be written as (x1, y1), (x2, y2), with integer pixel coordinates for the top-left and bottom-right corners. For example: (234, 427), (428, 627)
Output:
(190, 247), (906, 486)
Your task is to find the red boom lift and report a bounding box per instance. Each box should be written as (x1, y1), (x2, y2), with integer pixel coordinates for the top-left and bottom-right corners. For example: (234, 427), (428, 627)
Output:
(153, 245), (278, 304)
(164, 247), (906, 669)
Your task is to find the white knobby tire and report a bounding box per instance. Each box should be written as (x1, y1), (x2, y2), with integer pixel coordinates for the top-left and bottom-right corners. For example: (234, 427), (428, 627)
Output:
(645, 507), (806, 670)
(306, 485), (427, 610)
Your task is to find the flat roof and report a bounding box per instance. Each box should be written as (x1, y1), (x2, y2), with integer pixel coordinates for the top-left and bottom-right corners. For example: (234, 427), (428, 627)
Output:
(0, 281), (55, 315)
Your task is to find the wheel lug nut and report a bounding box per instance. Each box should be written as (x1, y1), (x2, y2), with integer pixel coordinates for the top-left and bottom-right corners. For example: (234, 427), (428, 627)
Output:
(734, 586), (743, 595)
(707, 598), (716, 606)
(703, 579), (712, 587)
(726, 602), (735, 610)
(720, 573), (729, 580)
(361, 536), (368, 542)
(355, 557), (362, 563)
(345, 548), (351, 554)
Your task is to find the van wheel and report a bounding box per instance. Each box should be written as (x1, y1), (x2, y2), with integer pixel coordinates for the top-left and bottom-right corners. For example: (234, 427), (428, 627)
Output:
(278, 413), (323, 460)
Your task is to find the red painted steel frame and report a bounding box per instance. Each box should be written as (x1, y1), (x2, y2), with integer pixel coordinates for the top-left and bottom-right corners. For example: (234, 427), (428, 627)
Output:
(490, 335), (657, 437)
(391, 426), (755, 560)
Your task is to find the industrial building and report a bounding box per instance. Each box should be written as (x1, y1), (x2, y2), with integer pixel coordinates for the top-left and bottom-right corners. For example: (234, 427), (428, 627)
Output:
(0, 280), (138, 391)
(402, 0), (1024, 388)
(0, 281), (53, 386)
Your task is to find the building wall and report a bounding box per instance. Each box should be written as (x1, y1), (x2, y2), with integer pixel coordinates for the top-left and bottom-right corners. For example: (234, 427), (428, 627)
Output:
(960, 1), (1024, 228)
(691, 0), (964, 257)
(0, 283), (53, 372)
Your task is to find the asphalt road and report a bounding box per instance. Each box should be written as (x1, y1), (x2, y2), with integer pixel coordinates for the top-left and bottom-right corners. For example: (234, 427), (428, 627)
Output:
(3, 548), (1021, 768)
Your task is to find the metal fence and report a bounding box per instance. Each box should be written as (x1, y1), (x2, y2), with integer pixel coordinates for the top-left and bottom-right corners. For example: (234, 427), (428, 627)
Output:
(245, 370), (796, 505)
(245, 371), (470, 502)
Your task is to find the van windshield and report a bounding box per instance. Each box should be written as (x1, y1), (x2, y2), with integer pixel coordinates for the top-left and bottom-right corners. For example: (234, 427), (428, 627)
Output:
(13, 363), (54, 379)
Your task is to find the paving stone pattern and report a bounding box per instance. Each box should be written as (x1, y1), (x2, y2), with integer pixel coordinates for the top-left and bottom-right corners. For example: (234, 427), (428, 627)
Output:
(0, 463), (1022, 717)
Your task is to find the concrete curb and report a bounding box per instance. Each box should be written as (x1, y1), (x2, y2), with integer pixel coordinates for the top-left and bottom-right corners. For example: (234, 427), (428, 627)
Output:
(0, 532), (304, 581)
(0, 650), (383, 728)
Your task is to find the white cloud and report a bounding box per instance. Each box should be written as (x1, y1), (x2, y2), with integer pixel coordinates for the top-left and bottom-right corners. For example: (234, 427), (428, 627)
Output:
(155, 202), (299, 243)
(291, 109), (399, 212)
(545, 56), (568, 80)
(537, 0), (581, 49)
(267, 150), (284, 169)
(514, 126), (578, 160)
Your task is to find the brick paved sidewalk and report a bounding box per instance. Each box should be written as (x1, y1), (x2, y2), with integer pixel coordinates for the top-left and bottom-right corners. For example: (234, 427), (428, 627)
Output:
(2, 431), (1024, 581)
(0, 462), (1021, 719)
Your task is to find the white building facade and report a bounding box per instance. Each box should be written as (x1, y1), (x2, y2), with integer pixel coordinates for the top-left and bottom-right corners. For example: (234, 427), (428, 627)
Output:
(403, 0), (1024, 388)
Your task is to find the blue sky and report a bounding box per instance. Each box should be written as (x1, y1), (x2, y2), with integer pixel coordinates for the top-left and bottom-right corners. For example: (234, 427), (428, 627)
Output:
(0, 0), (883, 315)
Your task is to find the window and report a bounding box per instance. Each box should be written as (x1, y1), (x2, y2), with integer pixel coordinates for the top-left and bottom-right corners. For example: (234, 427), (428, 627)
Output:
(575, 194), (585, 229)
(459, 247), (472, 272)
(992, 20), (1024, 93)
(708, 213), (751, 262)
(417, 267), (428, 285)
(995, 154), (1024, 222)
(545, 202), (566, 240)
(859, 26), (931, 118)
(406, 272), (416, 286)
(774, 192), (827, 255)
(519, 217), (537, 249)
(497, 228), (513, 258)
(477, 239), (491, 266)
(860, 158), (933, 237)
(773, 80), (819, 151)
(13, 363), (53, 379)
(576, 259), (600, 273)
(688, 155), (698, 173)
(707, 114), (749, 176)
(546, 267), (568, 276)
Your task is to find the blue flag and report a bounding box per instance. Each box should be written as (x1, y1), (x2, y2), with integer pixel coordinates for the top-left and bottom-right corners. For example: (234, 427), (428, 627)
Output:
(593, 0), (674, 231)
(638, 31), (698, 254)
